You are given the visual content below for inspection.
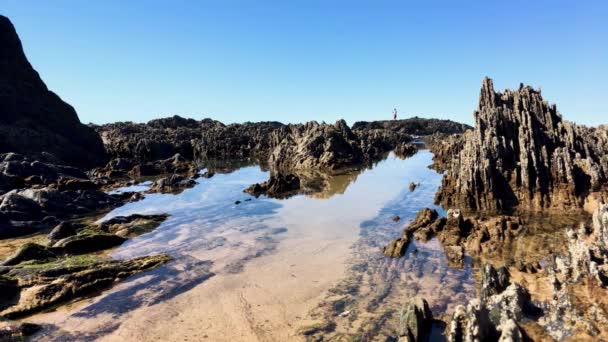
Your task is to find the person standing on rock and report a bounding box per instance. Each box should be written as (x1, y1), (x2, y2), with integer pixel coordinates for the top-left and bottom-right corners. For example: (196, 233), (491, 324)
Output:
(393, 108), (398, 120)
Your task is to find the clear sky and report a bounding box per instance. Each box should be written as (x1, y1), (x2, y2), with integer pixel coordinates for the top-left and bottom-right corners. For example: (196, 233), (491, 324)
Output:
(2, 1), (607, 126)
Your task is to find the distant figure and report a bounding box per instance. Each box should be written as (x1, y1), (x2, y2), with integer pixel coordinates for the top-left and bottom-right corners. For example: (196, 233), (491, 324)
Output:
(392, 108), (398, 120)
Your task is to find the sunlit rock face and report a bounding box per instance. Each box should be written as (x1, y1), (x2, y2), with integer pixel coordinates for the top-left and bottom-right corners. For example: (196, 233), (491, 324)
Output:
(0, 16), (106, 168)
(268, 120), (365, 172)
(435, 77), (608, 212)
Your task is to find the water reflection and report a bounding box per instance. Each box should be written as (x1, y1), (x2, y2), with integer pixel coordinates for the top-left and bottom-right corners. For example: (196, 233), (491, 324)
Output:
(32, 151), (476, 341)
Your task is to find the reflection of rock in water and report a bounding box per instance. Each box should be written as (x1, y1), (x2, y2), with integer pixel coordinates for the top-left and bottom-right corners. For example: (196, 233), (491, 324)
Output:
(35, 256), (215, 341)
(300, 179), (477, 340)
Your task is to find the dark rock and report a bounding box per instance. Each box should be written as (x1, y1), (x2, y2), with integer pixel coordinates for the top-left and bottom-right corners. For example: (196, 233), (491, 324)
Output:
(52, 233), (126, 254)
(48, 221), (78, 241)
(393, 215), (400, 222)
(0, 190), (43, 221)
(244, 173), (301, 198)
(0, 321), (41, 340)
(352, 117), (471, 136)
(1, 243), (56, 266)
(409, 182), (419, 192)
(0, 16), (106, 168)
(193, 121), (286, 160)
(480, 264), (510, 303)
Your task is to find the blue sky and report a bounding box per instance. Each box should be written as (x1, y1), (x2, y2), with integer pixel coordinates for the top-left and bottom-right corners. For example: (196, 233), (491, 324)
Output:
(2, 1), (607, 126)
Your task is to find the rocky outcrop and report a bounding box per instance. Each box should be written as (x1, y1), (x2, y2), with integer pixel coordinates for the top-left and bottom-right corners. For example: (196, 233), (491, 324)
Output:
(94, 116), (219, 162)
(244, 173), (301, 198)
(0, 16), (106, 168)
(0, 254), (170, 319)
(434, 77), (608, 212)
(268, 120), (365, 172)
(93, 153), (197, 180)
(352, 117), (471, 136)
(0, 153), (94, 195)
(383, 208), (439, 258)
(193, 121), (285, 160)
(96, 117), (286, 163)
(447, 265), (532, 342)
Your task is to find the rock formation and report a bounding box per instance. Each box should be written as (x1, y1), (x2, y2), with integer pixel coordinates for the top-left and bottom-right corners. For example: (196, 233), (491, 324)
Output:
(268, 120), (365, 172)
(433, 77), (608, 212)
(94, 116), (221, 162)
(352, 117), (471, 136)
(0, 16), (106, 168)
(96, 116), (286, 163)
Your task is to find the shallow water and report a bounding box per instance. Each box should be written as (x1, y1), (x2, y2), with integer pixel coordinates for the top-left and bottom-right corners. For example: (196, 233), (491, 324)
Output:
(30, 151), (476, 341)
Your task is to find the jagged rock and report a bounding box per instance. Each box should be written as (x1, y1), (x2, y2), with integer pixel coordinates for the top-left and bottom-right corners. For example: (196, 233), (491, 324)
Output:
(448, 265), (530, 342)
(244, 173), (301, 198)
(0, 276), (18, 307)
(193, 121), (286, 160)
(96, 116), (286, 163)
(409, 182), (419, 192)
(52, 233), (126, 254)
(94, 116), (212, 161)
(425, 133), (466, 173)
(268, 120), (364, 172)
(0, 16), (106, 168)
(149, 174), (197, 193)
(433, 77), (608, 212)
(352, 117), (471, 136)
(398, 298), (433, 342)
(383, 236), (410, 258)
(0, 190), (43, 221)
(413, 217), (446, 242)
(395, 143), (418, 159)
(404, 208), (439, 234)
(480, 264), (510, 303)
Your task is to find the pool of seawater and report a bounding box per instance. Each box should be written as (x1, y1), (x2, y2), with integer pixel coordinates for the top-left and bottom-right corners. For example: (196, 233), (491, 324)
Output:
(31, 151), (476, 341)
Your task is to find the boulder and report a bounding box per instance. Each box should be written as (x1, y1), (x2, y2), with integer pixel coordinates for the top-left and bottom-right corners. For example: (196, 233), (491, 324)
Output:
(1, 243), (56, 266)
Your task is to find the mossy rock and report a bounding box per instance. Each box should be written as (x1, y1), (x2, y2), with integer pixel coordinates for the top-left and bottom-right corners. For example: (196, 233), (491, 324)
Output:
(1, 243), (57, 266)
(52, 233), (126, 254)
